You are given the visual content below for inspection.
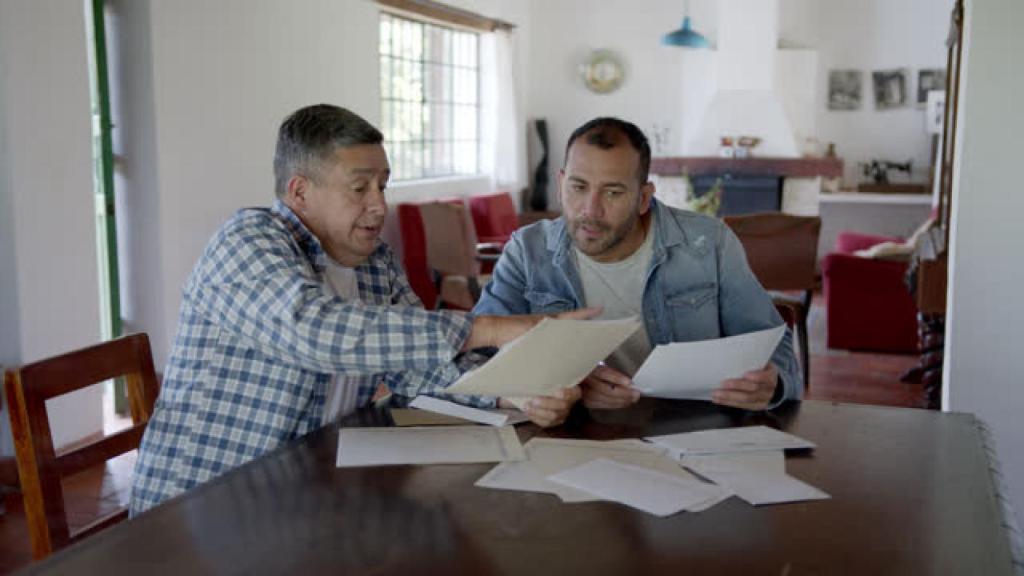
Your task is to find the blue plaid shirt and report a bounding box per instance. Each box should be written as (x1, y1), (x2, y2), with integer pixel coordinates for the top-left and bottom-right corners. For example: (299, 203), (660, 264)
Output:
(131, 200), (484, 514)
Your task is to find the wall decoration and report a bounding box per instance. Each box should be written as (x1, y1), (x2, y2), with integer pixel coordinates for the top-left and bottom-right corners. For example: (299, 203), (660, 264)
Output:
(873, 69), (908, 110)
(580, 50), (625, 94)
(918, 68), (947, 105)
(529, 119), (550, 211)
(828, 70), (862, 110)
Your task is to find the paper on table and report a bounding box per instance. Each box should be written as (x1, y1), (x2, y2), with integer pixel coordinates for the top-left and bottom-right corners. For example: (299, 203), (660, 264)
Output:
(681, 450), (787, 477)
(336, 425), (525, 467)
(704, 470), (829, 506)
(645, 425), (815, 457)
(409, 395), (531, 427)
(681, 450), (828, 505)
(632, 324), (786, 400)
(547, 458), (727, 517)
(445, 317), (641, 398)
(475, 437), (705, 503)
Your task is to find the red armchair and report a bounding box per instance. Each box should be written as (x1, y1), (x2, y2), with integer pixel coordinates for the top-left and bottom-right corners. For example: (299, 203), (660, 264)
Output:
(468, 192), (517, 247)
(822, 231), (919, 354)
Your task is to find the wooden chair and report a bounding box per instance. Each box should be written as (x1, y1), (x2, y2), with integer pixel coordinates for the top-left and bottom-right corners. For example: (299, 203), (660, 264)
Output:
(418, 200), (500, 310)
(3, 333), (159, 560)
(724, 213), (822, 389)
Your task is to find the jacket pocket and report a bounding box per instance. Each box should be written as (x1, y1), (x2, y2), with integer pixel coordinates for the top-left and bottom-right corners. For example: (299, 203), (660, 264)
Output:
(524, 290), (575, 313)
(665, 283), (717, 310)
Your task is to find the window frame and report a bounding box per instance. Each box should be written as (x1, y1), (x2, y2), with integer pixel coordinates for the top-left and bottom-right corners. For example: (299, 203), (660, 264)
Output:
(379, 10), (483, 182)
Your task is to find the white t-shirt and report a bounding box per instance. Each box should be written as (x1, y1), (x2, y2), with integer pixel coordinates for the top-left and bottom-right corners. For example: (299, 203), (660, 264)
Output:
(321, 257), (361, 424)
(574, 220), (655, 376)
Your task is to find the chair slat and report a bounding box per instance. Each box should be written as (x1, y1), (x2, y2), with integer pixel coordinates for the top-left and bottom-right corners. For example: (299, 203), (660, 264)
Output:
(56, 426), (146, 479)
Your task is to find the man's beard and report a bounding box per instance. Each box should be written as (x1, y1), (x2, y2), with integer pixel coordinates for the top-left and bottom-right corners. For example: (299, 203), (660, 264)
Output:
(568, 213), (637, 258)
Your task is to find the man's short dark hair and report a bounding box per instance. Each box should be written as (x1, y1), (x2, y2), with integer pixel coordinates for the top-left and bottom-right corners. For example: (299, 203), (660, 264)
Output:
(564, 117), (651, 185)
(273, 104), (384, 198)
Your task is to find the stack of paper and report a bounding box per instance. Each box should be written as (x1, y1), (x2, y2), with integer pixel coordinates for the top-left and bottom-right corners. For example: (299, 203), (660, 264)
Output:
(548, 459), (727, 517)
(644, 425), (816, 457)
(475, 438), (730, 513)
(646, 426), (830, 506)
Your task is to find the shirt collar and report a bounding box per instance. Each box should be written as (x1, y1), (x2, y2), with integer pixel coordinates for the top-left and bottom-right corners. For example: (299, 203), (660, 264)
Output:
(271, 198), (329, 272)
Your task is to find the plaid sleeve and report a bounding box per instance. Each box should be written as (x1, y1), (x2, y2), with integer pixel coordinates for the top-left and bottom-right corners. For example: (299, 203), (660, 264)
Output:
(381, 250), (498, 408)
(188, 212), (473, 375)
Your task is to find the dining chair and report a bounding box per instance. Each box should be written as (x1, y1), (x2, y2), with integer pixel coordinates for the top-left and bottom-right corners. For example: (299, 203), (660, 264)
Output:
(723, 212), (822, 389)
(469, 192), (518, 274)
(3, 333), (160, 560)
(396, 202), (440, 309)
(418, 200), (500, 310)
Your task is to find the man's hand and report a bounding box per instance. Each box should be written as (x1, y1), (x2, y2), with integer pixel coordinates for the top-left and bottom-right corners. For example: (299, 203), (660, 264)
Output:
(581, 364), (641, 409)
(499, 386), (581, 428)
(711, 363), (779, 411)
(464, 307), (602, 351)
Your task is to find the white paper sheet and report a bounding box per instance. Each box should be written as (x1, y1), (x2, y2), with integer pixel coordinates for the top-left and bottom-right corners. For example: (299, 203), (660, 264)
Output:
(703, 470), (830, 506)
(336, 425), (525, 467)
(681, 450), (829, 505)
(475, 438), (708, 503)
(645, 425), (816, 456)
(408, 395), (531, 427)
(547, 459), (727, 517)
(681, 450), (787, 477)
(445, 317), (641, 397)
(632, 324), (786, 400)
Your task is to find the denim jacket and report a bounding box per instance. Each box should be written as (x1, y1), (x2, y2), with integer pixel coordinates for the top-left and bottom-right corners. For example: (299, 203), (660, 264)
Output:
(474, 199), (802, 405)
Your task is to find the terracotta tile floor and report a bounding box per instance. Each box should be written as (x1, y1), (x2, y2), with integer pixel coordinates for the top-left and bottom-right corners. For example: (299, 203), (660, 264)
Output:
(0, 296), (929, 573)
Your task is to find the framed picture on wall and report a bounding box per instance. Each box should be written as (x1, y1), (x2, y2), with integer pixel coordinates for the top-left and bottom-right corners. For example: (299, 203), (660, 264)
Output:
(872, 69), (908, 110)
(918, 69), (947, 105)
(828, 70), (862, 110)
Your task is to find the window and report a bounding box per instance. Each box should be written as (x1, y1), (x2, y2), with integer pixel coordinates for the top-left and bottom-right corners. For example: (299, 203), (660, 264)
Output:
(380, 12), (480, 181)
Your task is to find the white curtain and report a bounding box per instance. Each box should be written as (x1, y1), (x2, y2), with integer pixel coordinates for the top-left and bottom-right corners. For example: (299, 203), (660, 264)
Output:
(480, 29), (522, 193)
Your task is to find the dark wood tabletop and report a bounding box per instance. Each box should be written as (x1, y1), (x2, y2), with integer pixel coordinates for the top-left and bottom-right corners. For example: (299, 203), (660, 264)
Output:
(19, 399), (1017, 575)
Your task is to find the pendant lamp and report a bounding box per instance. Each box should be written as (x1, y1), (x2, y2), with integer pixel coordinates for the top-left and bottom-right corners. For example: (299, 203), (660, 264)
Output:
(662, 1), (710, 48)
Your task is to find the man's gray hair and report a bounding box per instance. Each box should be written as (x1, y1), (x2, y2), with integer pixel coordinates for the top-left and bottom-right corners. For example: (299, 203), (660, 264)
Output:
(273, 104), (384, 198)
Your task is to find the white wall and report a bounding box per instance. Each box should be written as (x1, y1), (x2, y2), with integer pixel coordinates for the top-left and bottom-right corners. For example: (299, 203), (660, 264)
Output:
(524, 0), (948, 202)
(944, 0), (1024, 530)
(815, 0), (952, 185)
(524, 0), (692, 209)
(0, 0), (104, 449)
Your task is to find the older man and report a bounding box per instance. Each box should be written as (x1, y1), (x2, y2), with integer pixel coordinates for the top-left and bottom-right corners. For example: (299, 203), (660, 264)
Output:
(474, 117), (801, 411)
(130, 105), (590, 515)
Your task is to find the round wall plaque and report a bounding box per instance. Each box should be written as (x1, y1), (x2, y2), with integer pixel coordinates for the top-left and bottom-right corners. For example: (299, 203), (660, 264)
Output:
(581, 50), (625, 94)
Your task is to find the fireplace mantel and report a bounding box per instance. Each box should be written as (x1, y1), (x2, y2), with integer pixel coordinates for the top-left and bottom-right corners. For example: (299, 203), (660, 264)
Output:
(650, 156), (843, 179)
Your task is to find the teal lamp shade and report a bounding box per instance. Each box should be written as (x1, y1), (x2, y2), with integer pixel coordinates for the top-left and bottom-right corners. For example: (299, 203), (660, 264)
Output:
(662, 17), (710, 48)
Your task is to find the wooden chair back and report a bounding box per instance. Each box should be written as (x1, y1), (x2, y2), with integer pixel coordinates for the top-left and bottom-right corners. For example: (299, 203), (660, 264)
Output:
(724, 213), (822, 389)
(723, 212), (821, 292)
(419, 200), (481, 278)
(3, 333), (159, 560)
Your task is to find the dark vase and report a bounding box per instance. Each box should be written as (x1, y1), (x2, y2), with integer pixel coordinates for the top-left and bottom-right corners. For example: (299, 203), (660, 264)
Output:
(530, 119), (549, 211)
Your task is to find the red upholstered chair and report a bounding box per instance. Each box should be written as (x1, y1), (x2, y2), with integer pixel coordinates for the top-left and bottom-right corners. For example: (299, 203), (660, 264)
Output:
(822, 231), (919, 353)
(469, 192), (517, 274)
(469, 192), (517, 247)
(396, 203), (439, 310)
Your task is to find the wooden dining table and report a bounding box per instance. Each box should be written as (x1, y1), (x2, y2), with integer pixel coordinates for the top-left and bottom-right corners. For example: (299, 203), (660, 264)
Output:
(19, 399), (1018, 575)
